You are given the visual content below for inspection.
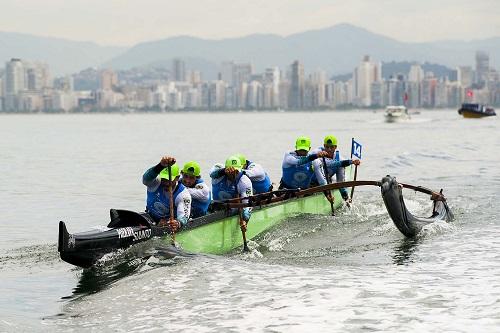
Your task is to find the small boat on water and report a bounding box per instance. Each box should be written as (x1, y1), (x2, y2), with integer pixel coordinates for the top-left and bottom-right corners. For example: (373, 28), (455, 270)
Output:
(384, 105), (410, 123)
(458, 103), (496, 118)
(58, 172), (453, 268)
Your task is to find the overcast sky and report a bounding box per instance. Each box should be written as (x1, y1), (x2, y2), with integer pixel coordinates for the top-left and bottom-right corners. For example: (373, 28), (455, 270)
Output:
(1, 0), (499, 46)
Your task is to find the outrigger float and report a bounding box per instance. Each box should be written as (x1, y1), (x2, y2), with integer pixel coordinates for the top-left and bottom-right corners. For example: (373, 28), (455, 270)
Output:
(59, 173), (453, 268)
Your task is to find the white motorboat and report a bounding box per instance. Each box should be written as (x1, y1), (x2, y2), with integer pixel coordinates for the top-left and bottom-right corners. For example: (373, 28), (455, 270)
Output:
(384, 105), (409, 123)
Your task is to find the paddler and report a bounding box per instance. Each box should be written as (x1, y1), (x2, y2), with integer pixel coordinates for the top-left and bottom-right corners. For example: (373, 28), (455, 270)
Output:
(234, 153), (272, 194)
(210, 155), (253, 222)
(279, 135), (332, 190)
(180, 161), (211, 218)
(142, 156), (192, 232)
(311, 135), (361, 202)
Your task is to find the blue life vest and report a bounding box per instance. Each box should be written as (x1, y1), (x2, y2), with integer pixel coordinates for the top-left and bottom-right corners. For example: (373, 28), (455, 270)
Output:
(282, 160), (314, 189)
(190, 178), (211, 218)
(146, 183), (186, 221)
(212, 172), (243, 200)
(246, 160), (272, 194)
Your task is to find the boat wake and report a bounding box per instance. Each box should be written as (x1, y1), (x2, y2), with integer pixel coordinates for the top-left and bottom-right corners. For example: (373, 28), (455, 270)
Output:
(0, 244), (60, 271)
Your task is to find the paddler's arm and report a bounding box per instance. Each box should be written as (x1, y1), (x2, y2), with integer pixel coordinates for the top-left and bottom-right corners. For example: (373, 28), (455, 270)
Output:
(175, 189), (192, 228)
(237, 175), (253, 222)
(283, 151), (329, 167)
(209, 163), (226, 179)
(187, 181), (211, 202)
(143, 156), (176, 187)
(304, 150), (331, 165)
(242, 162), (266, 181)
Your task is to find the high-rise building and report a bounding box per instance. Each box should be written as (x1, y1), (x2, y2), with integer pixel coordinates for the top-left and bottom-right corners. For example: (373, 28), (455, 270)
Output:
(422, 76), (438, 107)
(233, 63), (253, 88)
(247, 80), (263, 109)
(189, 71), (202, 84)
(370, 81), (383, 107)
(278, 81), (290, 109)
(208, 80), (226, 109)
(172, 58), (186, 82)
(353, 55), (381, 106)
(100, 69), (117, 90)
(475, 51), (489, 87)
(221, 61), (235, 86)
(310, 70), (327, 108)
(406, 82), (421, 108)
(4, 58), (26, 111)
(264, 67), (280, 108)
(4, 58), (25, 95)
(408, 64), (424, 82)
(289, 60), (304, 109)
(457, 66), (473, 88)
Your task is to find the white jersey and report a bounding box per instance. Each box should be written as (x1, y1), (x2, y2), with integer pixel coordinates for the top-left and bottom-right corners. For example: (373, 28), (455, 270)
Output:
(186, 181), (211, 202)
(244, 162), (267, 182)
(310, 147), (346, 185)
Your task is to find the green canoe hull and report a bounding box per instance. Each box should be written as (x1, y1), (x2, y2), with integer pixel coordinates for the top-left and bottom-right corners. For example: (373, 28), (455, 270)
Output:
(175, 167), (353, 254)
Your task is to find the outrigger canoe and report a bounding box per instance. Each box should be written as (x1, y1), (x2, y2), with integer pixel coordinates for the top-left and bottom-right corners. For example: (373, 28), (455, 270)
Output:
(58, 173), (453, 268)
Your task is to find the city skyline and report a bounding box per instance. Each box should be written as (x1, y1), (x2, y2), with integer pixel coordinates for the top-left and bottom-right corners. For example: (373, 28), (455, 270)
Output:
(1, 0), (499, 46)
(1, 51), (499, 113)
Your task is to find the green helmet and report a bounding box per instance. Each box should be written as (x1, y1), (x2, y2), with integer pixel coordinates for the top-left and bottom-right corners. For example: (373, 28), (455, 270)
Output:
(225, 155), (242, 170)
(295, 136), (311, 151)
(159, 163), (180, 179)
(182, 161), (201, 177)
(324, 135), (338, 146)
(234, 153), (247, 168)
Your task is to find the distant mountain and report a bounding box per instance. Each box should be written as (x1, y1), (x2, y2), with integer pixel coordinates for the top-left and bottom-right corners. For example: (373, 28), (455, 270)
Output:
(104, 24), (500, 75)
(0, 32), (126, 75)
(2, 25), (499, 77)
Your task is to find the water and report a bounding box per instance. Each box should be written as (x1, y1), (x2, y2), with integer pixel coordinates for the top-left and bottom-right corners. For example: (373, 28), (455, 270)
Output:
(0, 110), (499, 332)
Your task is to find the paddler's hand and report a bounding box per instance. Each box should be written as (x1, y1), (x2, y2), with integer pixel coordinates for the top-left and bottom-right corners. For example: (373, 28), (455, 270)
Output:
(241, 208), (251, 223)
(168, 219), (181, 233)
(225, 166), (239, 177)
(341, 192), (352, 205)
(160, 156), (176, 167)
(158, 218), (168, 227)
(317, 151), (333, 159)
(352, 159), (361, 166)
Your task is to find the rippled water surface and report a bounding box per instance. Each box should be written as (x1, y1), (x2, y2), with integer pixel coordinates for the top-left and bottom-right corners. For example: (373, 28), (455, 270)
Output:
(0, 110), (499, 332)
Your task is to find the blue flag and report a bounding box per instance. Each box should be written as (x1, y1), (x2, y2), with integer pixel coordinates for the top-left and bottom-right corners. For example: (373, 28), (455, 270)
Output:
(351, 139), (362, 159)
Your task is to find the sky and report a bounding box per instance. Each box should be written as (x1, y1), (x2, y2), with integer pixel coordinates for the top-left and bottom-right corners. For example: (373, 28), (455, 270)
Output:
(0, 0), (499, 46)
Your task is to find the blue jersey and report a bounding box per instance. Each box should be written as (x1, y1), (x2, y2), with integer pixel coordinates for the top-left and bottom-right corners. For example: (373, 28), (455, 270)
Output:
(281, 151), (315, 189)
(212, 172), (244, 200)
(146, 183), (186, 221)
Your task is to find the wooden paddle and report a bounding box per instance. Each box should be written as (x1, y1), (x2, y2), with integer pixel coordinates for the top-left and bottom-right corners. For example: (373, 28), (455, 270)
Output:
(349, 163), (359, 201)
(237, 192), (250, 252)
(349, 137), (358, 203)
(168, 165), (176, 245)
(322, 157), (335, 216)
